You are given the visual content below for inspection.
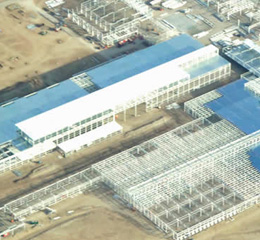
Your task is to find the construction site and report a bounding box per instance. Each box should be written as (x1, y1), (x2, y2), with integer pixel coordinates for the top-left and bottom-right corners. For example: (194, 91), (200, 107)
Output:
(0, 0), (259, 240)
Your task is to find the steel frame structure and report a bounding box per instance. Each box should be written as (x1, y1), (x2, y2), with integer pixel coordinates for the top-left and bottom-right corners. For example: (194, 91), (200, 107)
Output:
(201, 0), (254, 20)
(93, 118), (245, 191)
(224, 40), (260, 78)
(3, 168), (100, 219)
(70, 0), (152, 45)
(0, 110), (259, 240)
(184, 90), (222, 118)
(93, 119), (260, 240)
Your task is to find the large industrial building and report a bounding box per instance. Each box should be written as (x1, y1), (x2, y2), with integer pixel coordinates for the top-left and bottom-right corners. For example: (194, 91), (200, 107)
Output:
(0, 34), (230, 173)
(0, 31), (259, 240)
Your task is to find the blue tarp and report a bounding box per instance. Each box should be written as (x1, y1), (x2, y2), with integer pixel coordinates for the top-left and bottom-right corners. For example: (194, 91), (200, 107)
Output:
(88, 34), (204, 88)
(0, 80), (88, 144)
(205, 79), (260, 135)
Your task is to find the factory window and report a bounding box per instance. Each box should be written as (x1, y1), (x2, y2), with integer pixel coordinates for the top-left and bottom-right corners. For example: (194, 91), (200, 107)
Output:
(81, 128), (86, 134)
(63, 127), (68, 132)
(58, 129), (63, 135)
(104, 109), (112, 115)
(98, 121), (102, 127)
(46, 134), (52, 140)
(97, 113), (102, 118)
(87, 125), (91, 132)
(40, 137), (45, 143)
(92, 122), (97, 129)
(35, 139), (40, 144)
(52, 132), (57, 137)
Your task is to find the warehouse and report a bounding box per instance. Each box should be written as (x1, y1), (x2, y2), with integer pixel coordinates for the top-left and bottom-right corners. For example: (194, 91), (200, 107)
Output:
(0, 34), (230, 173)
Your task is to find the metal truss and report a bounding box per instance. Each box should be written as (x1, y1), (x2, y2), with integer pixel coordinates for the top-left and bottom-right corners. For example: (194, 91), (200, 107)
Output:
(184, 90), (222, 118)
(93, 117), (245, 191)
(93, 123), (260, 240)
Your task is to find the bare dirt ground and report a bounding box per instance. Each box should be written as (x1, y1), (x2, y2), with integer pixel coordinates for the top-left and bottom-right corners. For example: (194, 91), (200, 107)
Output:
(0, 0), (97, 95)
(11, 188), (260, 240)
(194, 204), (260, 240)
(14, 189), (165, 240)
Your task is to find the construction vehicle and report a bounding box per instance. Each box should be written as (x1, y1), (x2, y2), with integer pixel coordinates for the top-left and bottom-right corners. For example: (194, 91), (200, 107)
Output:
(39, 31), (48, 36)
(1, 232), (10, 238)
(27, 220), (39, 225)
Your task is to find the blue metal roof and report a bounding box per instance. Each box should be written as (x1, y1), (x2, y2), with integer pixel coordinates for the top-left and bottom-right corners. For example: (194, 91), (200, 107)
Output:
(186, 56), (229, 79)
(88, 34), (204, 89)
(0, 80), (88, 144)
(205, 79), (260, 135)
(248, 146), (260, 172)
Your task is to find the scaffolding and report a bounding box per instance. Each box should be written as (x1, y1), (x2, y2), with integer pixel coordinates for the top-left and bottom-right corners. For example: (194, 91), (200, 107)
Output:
(70, 0), (152, 45)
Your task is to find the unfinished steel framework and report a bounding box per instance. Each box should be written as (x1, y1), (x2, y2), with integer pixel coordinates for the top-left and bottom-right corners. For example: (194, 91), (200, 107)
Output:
(0, 168), (100, 239)
(93, 116), (260, 240)
(1, 114), (259, 239)
(202, 0), (254, 20)
(70, 0), (152, 45)
(3, 168), (100, 219)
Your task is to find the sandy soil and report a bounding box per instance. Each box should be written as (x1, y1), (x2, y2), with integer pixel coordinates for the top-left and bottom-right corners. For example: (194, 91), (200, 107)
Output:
(12, 190), (260, 240)
(14, 191), (165, 240)
(0, 0), (95, 87)
(194, 204), (260, 240)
